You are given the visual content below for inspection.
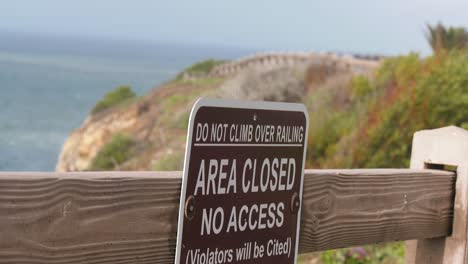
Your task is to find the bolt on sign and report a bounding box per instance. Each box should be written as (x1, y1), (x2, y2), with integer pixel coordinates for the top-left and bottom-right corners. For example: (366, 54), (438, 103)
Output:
(175, 98), (309, 264)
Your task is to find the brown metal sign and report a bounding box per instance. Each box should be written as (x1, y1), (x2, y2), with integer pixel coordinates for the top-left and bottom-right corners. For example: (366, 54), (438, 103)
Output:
(175, 98), (309, 264)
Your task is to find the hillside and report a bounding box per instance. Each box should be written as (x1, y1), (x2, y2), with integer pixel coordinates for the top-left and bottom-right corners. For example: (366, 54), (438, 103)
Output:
(56, 50), (468, 263)
(58, 51), (468, 173)
(56, 52), (378, 172)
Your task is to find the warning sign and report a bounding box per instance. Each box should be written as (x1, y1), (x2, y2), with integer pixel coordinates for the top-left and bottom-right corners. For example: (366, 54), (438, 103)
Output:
(175, 98), (309, 264)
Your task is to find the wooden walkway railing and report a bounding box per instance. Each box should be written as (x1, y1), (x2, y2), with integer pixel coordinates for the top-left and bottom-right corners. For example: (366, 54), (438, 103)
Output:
(0, 169), (455, 264)
(0, 126), (466, 264)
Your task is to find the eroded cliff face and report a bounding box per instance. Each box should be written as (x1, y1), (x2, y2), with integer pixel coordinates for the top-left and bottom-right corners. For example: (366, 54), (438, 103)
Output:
(56, 97), (150, 172)
(56, 107), (140, 172)
(56, 82), (218, 172)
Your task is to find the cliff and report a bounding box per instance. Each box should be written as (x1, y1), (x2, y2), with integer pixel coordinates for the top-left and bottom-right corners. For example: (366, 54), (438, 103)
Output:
(56, 52), (379, 172)
(56, 80), (221, 172)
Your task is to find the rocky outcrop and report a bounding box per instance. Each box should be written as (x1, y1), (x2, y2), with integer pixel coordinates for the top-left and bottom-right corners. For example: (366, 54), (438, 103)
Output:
(56, 101), (149, 172)
(56, 81), (219, 172)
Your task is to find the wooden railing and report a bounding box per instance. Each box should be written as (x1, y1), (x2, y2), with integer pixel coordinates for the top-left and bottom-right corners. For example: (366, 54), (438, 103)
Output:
(0, 126), (466, 264)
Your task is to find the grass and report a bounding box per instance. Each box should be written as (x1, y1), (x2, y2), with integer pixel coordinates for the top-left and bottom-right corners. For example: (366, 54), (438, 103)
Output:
(92, 86), (136, 114)
(172, 111), (190, 129)
(89, 133), (136, 170)
(157, 93), (193, 129)
(153, 151), (184, 171)
(175, 59), (226, 80)
(158, 83), (219, 129)
(351, 75), (373, 99)
(320, 243), (404, 264)
(171, 77), (224, 86)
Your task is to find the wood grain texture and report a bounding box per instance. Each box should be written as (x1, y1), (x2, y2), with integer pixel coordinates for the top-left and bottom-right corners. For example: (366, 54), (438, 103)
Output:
(299, 169), (455, 254)
(0, 169), (455, 263)
(0, 172), (180, 264)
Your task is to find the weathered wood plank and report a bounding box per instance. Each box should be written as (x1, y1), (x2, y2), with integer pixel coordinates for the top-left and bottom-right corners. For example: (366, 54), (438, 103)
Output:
(0, 172), (180, 264)
(0, 169), (455, 263)
(299, 169), (455, 253)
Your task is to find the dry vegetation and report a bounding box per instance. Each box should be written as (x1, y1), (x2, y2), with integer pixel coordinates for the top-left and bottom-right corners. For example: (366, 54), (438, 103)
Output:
(220, 67), (306, 102)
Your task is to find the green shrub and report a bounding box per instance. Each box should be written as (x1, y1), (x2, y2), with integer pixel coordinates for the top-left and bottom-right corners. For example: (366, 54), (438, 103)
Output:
(176, 59), (226, 80)
(362, 51), (468, 168)
(462, 122), (468, 130)
(303, 51), (468, 261)
(89, 133), (136, 170)
(351, 75), (373, 99)
(153, 152), (184, 171)
(308, 110), (357, 165)
(321, 243), (404, 264)
(393, 53), (422, 87)
(374, 53), (422, 88)
(92, 86), (136, 114)
(426, 23), (468, 55)
(172, 111), (190, 129)
(166, 94), (190, 107)
(310, 51), (468, 170)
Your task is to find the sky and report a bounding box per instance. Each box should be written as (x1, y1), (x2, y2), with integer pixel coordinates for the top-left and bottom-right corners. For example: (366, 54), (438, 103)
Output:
(1, 0), (468, 55)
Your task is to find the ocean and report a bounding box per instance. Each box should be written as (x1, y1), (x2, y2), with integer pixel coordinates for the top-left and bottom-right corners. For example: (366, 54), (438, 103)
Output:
(0, 32), (254, 171)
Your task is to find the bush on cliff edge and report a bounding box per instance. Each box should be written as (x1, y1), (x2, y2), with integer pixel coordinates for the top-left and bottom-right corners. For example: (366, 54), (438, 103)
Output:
(92, 86), (136, 114)
(89, 133), (136, 170)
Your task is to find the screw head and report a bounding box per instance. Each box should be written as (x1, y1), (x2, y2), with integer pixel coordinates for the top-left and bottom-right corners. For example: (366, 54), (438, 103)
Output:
(291, 192), (301, 214)
(185, 195), (196, 221)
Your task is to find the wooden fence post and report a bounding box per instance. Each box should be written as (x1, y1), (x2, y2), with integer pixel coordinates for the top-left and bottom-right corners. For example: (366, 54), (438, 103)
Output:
(405, 126), (468, 263)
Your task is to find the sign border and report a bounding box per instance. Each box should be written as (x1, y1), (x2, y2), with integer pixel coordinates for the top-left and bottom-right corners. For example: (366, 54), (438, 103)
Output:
(175, 97), (309, 264)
